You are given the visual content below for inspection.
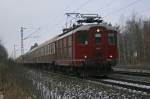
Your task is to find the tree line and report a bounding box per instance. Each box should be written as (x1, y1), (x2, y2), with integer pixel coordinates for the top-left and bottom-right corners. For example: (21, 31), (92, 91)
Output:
(118, 15), (150, 65)
(0, 41), (8, 63)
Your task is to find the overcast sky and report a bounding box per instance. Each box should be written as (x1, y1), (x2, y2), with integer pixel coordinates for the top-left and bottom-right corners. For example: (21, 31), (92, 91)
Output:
(0, 0), (149, 57)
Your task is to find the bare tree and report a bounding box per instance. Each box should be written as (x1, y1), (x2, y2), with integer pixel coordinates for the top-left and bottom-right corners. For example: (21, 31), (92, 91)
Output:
(118, 14), (150, 65)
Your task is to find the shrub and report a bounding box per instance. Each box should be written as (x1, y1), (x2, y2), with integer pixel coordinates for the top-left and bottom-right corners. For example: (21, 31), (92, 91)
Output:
(0, 42), (8, 63)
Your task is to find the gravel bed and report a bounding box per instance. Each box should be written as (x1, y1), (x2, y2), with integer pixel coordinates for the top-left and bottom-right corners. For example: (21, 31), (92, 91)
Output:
(25, 69), (150, 99)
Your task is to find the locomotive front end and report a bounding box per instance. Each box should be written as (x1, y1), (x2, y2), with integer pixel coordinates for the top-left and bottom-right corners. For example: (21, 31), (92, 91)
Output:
(74, 25), (118, 73)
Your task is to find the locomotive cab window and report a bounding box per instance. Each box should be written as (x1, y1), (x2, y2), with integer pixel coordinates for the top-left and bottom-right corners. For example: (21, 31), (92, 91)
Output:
(77, 32), (88, 44)
(108, 33), (116, 44)
(95, 33), (101, 44)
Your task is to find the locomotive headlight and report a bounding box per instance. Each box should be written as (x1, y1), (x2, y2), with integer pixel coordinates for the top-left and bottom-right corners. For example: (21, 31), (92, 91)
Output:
(84, 55), (87, 59)
(109, 55), (113, 58)
(96, 29), (100, 32)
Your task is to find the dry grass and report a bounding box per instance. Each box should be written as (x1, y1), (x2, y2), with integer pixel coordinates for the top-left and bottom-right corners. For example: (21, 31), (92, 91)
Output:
(2, 81), (30, 99)
(0, 63), (33, 99)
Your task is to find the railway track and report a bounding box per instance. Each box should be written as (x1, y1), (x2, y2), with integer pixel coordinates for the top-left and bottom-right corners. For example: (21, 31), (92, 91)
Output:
(88, 74), (150, 93)
(47, 70), (150, 93)
(89, 70), (150, 93)
(100, 78), (150, 92)
(26, 66), (150, 93)
(113, 70), (150, 77)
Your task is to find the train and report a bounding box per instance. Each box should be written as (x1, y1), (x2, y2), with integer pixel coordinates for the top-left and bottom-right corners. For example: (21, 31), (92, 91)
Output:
(17, 14), (118, 76)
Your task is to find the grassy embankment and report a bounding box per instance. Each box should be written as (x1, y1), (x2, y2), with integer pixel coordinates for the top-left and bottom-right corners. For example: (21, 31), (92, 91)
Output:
(0, 61), (33, 99)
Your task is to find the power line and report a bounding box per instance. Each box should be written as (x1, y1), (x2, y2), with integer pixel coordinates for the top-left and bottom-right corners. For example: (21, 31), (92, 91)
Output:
(74, 0), (93, 12)
(66, 0), (94, 23)
(41, 0), (94, 35)
(68, 0), (118, 24)
(38, 0), (75, 32)
(140, 6), (150, 15)
(98, 0), (117, 11)
(105, 0), (142, 17)
(24, 0), (75, 41)
(64, 0), (118, 26)
(23, 28), (40, 40)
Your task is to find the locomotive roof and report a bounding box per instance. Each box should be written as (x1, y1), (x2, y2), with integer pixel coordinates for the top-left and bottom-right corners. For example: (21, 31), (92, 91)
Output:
(56, 23), (117, 40)
(27, 23), (117, 54)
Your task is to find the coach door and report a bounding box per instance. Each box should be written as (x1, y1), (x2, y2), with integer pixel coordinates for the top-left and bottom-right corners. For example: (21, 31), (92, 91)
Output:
(93, 31), (105, 59)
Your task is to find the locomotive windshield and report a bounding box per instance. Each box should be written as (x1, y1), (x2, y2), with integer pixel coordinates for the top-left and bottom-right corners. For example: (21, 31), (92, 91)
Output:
(94, 33), (101, 44)
(77, 32), (88, 44)
(108, 32), (116, 44)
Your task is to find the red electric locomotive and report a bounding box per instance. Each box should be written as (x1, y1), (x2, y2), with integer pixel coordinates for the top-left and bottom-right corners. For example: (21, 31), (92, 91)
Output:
(19, 13), (118, 76)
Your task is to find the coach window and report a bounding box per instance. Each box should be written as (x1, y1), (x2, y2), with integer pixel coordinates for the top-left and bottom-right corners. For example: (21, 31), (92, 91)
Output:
(50, 44), (52, 54)
(77, 32), (88, 44)
(47, 45), (49, 54)
(95, 33), (101, 44)
(49, 44), (51, 54)
(42, 48), (43, 56)
(44, 47), (46, 55)
(40, 49), (42, 56)
(51, 43), (54, 54)
(108, 33), (116, 44)
(45, 47), (47, 55)
(51, 44), (53, 54)
(53, 43), (55, 54)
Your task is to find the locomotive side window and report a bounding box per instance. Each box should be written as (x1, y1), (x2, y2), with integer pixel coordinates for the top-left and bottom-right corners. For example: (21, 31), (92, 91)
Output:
(108, 33), (116, 44)
(95, 33), (101, 44)
(77, 32), (88, 44)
